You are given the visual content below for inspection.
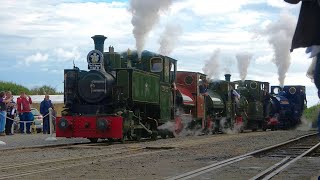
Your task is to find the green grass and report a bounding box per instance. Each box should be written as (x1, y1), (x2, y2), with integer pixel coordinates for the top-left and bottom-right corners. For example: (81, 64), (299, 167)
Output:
(303, 104), (319, 123)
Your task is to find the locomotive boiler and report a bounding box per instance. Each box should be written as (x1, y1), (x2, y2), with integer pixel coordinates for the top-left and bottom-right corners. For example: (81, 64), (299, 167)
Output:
(56, 35), (177, 142)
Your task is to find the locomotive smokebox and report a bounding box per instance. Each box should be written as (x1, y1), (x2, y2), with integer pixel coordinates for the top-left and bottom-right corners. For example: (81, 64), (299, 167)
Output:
(225, 74), (231, 82)
(91, 35), (107, 53)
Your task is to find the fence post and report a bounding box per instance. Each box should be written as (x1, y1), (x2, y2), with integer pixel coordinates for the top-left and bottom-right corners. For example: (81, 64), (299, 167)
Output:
(45, 108), (57, 141)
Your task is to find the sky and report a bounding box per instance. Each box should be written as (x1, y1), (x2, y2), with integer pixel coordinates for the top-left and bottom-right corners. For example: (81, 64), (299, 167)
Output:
(0, 0), (319, 107)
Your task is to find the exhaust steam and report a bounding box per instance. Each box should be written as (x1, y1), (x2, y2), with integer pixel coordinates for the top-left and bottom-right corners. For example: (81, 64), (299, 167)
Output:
(129, 0), (174, 57)
(236, 52), (253, 82)
(202, 49), (221, 80)
(159, 23), (182, 56)
(263, 12), (296, 87)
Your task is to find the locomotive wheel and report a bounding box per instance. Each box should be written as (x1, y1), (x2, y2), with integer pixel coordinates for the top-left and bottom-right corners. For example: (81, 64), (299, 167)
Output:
(118, 138), (125, 144)
(133, 129), (142, 142)
(88, 138), (98, 143)
(161, 134), (167, 139)
(133, 135), (141, 142)
(151, 131), (158, 141)
(262, 127), (267, 131)
(108, 138), (114, 145)
(168, 132), (175, 138)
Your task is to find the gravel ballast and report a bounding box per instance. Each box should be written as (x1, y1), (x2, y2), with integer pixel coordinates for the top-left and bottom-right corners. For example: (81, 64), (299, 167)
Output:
(0, 129), (317, 179)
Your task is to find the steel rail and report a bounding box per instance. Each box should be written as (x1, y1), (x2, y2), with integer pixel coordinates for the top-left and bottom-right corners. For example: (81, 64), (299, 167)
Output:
(0, 148), (172, 180)
(166, 132), (318, 180)
(0, 146), (132, 170)
(0, 141), (102, 152)
(260, 142), (320, 180)
(248, 156), (291, 180)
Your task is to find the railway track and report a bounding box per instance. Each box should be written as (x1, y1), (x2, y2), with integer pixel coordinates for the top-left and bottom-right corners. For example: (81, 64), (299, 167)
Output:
(0, 145), (174, 179)
(166, 132), (320, 180)
(0, 136), (152, 153)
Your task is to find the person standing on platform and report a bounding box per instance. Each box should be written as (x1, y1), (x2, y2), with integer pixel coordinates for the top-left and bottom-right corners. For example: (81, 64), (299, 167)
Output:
(40, 95), (53, 134)
(17, 92), (33, 134)
(0, 91), (13, 136)
(5, 91), (15, 135)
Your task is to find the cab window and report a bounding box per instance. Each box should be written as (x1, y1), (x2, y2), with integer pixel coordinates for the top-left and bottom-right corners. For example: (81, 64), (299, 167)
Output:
(150, 57), (163, 72)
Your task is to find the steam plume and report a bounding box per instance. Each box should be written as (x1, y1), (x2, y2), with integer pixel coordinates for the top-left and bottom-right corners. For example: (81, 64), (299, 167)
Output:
(236, 52), (252, 81)
(264, 12), (296, 87)
(158, 23), (182, 56)
(223, 58), (233, 74)
(130, 0), (174, 57)
(202, 49), (221, 80)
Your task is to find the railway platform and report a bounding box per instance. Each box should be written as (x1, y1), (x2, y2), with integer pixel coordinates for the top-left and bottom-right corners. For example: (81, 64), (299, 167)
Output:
(0, 133), (88, 150)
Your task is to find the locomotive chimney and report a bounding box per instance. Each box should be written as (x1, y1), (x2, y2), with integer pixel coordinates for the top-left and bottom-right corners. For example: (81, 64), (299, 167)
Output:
(109, 46), (114, 53)
(91, 35), (107, 53)
(225, 74), (231, 82)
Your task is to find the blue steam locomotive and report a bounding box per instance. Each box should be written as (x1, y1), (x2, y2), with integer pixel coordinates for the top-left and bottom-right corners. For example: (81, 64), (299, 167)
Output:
(269, 86), (307, 129)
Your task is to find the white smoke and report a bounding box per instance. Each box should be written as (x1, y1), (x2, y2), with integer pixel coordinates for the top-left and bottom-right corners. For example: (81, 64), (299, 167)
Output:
(236, 52), (253, 81)
(295, 116), (312, 131)
(159, 23), (182, 56)
(157, 108), (203, 137)
(202, 49), (221, 80)
(219, 117), (242, 134)
(264, 12), (296, 87)
(130, 0), (174, 57)
(224, 58), (233, 74)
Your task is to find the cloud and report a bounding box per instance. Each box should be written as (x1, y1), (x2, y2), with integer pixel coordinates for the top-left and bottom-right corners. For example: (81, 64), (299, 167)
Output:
(266, 0), (297, 8)
(0, 0), (317, 107)
(172, 0), (265, 16)
(25, 52), (49, 66)
(54, 47), (81, 61)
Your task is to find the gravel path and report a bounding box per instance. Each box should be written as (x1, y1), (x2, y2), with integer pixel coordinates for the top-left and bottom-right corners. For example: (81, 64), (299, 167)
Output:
(0, 129), (316, 180)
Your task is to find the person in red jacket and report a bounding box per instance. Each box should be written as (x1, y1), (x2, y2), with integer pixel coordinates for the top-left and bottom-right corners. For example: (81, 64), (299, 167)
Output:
(17, 92), (34, 134)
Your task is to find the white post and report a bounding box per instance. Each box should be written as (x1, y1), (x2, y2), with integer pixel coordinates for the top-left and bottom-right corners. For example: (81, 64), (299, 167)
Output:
(45, 108), (57, 141)
(24, 122), (26, 134)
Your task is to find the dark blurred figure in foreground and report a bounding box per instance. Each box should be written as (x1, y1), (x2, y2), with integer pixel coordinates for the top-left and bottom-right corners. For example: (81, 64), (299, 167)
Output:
(284, 0), (320, 136)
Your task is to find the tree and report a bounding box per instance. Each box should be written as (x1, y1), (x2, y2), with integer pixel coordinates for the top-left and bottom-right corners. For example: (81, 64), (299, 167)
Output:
(0, 81), (30, 95)
(29, 85), (57, 95)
